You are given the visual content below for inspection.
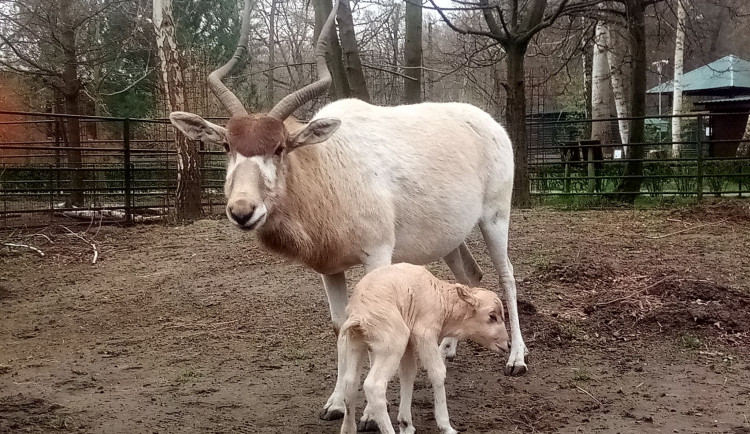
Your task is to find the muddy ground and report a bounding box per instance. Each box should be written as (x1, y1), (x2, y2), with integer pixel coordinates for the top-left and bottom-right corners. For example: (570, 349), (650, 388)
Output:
(1, 202), (750, 433)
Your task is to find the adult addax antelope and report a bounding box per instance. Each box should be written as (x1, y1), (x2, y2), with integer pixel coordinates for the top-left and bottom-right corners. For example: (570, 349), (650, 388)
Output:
(168, 0), (528, 426)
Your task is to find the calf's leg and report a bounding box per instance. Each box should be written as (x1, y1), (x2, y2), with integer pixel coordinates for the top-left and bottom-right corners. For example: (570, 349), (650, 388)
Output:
(339, 333), (367, 434)
(397, 344), (417, 434)
(417, 340), (457, 434)
(360, 334), (409, 434)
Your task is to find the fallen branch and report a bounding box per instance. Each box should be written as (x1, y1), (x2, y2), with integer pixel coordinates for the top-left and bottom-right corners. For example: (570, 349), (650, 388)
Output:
(60, 226), (99, 264)
(576, 385), (602, 408)
(594, 278), (667, 307)
(646, 219), (729, 239)
(23, 232), (52, 244)
(3, 243), (45, 257)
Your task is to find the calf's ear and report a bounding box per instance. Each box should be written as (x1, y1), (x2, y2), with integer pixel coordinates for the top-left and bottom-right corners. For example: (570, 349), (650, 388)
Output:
(456, 285), (479, 310)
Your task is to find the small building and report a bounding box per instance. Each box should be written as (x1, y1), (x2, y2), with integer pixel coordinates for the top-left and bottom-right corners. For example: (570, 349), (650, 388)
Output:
(694, 96), (750, 157)
(647, 55), (750, 157)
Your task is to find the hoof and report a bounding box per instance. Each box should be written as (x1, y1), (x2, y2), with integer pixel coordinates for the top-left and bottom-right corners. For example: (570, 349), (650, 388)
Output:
(358, 418), (380, 432)
(504, 362), (528, 377)
(320, 407), (345, 421)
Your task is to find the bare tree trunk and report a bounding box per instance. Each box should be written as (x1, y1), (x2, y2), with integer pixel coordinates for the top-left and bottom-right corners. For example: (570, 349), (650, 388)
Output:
(337, 0), (370, 102)
(671, 0), (686, 157)
(404, 0), (422, 103)
(582, 38), (592, 122)
(602, 24), (630, 145)
(591, 22), (613, 146)
(154, 0), (202, 221)
(614, 0), (647, 201)
(60, 0), (84, 207)
(426, 20), (435, 101)
(314, 0), (350, 100)
(266, 0), (277, 109)
(506, 42), (531, 208)
(391, 4), (401, 69)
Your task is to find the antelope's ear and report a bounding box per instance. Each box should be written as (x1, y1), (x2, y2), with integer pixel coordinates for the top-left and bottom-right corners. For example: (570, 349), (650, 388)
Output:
(456, 285), (479, 310)
(169, 111), (228, 145)
(288, 118), (341, 150)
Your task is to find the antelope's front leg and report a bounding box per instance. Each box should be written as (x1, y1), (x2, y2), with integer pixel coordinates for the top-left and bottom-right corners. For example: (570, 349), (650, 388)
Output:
(320, 272), (348, 421)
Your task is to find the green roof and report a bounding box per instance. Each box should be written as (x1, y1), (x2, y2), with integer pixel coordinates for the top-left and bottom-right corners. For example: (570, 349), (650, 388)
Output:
(647, 55), (750, 96)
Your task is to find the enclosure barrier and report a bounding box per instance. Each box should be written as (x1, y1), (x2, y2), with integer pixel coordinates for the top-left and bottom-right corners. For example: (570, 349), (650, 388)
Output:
(0, 111), (227, 229)
(527, 112), (750, 204)
(2, 111), (749, 228)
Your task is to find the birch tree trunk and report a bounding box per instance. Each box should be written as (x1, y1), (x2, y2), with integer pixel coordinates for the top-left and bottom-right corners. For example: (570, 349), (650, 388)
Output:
(404, 0), (422, 103)
(602, 24), (630, 146)
(154, 0), (202, 220)
(671, 0), (686, 158)
(591, 22), (613, 146)
(337, 0), (370, 102)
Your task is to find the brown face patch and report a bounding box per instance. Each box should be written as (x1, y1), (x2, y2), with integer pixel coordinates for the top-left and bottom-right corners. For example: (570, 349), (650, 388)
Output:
(226, 115), (287, 157)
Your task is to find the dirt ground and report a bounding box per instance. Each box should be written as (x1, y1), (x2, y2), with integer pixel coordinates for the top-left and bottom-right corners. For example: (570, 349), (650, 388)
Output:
(2, 202), (750, 433)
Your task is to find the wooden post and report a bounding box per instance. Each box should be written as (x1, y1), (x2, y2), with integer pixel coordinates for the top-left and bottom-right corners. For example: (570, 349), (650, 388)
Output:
(123, 118), (132, 225)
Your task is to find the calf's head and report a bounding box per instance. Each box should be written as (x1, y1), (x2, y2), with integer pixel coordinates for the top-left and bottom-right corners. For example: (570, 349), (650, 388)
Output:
(169, 113), (340, 229)
(454, 286), (510, 353)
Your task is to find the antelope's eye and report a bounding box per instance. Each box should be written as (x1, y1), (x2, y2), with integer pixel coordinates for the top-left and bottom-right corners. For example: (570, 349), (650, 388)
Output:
(489, 313), (499, 322)
(222, 142), (230, 153)
(274, 145), (284, 156)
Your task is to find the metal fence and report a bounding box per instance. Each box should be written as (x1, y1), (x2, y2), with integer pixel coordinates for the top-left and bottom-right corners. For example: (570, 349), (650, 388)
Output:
(2, 111), (749, 228)
(527, 112), (750, 203)
(0, 111), (226, 229)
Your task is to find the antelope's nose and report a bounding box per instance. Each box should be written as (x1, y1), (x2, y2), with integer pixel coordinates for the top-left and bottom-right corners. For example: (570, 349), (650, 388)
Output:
(228, 201), (255, 226)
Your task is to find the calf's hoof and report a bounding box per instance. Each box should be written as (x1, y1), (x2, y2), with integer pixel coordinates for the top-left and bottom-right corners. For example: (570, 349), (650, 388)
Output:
(358, 417), (380, 432)
(319, 406), (345, 421)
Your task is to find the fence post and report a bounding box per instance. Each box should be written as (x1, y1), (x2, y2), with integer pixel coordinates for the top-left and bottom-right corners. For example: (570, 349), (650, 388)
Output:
(48, 163), (54, 224)
(696, 114), (704, 202)
(123, 118), (132, 225)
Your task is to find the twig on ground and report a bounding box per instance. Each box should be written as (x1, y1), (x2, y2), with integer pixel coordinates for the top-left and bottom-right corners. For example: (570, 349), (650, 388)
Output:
(646, 219), (729, 239)
(60, 226), (99, 264)
(504, 416), (536, 432)
(3, 243), (45, 256)
(23, 232), (52, 244)
(594, 278), (667, 307)
(576, 385), (602, 408)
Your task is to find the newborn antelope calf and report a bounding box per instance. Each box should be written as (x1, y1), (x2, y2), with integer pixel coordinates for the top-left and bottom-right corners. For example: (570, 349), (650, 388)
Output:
(337, 263), (510, 434)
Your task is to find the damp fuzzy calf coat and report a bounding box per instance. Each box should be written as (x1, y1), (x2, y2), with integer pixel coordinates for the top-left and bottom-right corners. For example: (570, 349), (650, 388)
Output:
(337, 264), (509, 434)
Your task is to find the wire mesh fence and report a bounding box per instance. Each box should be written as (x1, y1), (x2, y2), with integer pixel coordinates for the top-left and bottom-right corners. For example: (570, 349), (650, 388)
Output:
(0, 111), (226, 229)
(527, 112), (750, 203)
(1, 111), (749, 228)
